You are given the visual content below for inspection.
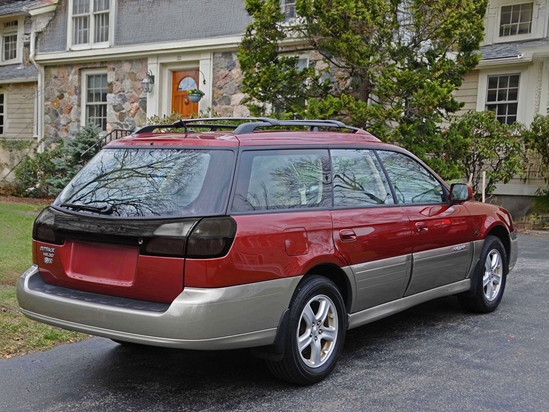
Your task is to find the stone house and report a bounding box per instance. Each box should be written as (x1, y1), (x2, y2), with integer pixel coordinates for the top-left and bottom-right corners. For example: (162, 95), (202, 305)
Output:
(28, 0), (252, 143)
(0, 0), (547, 219)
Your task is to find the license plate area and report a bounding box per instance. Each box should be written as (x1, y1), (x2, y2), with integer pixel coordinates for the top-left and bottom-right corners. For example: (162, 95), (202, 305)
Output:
(67, 240), (138, 287)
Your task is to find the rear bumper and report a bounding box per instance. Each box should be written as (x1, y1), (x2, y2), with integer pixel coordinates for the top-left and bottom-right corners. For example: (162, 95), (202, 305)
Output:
(17, 265), (300, 350)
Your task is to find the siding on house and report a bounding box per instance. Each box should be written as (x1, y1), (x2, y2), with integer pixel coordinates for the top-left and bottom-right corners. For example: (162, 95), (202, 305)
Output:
(455, 70), (479, 116)
(1, 82), (36, 140)
(0, 81), (36, 182)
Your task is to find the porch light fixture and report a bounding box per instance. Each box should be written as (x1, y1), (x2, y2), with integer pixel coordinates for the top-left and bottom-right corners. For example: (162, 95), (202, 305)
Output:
(142, 70), (155, 93)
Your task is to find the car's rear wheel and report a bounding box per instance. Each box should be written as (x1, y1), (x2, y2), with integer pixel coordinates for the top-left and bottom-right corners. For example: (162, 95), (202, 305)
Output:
(458, 235), (508, 313)
(266, 276), (346, 385)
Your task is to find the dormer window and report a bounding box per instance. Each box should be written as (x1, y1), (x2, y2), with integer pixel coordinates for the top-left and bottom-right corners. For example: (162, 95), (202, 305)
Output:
(499, 3), (533, 37)
(281, 0), (297, 20)
(1, 20), (18, 63)
(69, 0), (112, 49)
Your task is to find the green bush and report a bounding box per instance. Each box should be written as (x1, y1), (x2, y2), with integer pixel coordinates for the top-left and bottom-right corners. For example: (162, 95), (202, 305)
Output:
(13, 142), (64, 198)
(45, 124), (102, 195)
(438, 111), (525, 199)
(13, 124), (102, 198)
(147, 111), (185, 125)
(533, 188), (549, 214)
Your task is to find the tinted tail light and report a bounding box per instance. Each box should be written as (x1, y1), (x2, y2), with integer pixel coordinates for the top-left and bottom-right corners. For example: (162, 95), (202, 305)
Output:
(186, 217), (237, 258)
(33, 208), (63, 245)
(145, 221), (197, 257)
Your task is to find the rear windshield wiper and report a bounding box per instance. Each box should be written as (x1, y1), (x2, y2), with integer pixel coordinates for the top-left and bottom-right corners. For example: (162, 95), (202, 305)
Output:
(61, 202), (113, 215)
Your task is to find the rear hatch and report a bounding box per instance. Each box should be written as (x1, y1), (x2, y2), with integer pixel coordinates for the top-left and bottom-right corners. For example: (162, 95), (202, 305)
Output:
(32, 146), (236, 303)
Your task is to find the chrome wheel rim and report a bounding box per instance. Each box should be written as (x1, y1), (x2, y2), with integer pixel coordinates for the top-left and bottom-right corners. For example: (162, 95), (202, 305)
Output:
(483, 249), (503, 302)
(297, 294), (338, 368)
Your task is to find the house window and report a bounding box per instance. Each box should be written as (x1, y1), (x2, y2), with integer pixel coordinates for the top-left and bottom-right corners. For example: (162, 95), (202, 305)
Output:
(500, 3), (533, 37)
(1, 20), (18, 62)
(3, 34), (17, 61)
(84, 72), (108, 130)
(71, 0), (111, 46)
(0, 93), (4, 135)
(485, 74), (519, 124)
(281, 0), (296, 20)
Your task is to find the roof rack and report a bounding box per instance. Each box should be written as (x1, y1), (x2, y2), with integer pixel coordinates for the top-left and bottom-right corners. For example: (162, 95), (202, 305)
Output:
(134, 117), (362, 135)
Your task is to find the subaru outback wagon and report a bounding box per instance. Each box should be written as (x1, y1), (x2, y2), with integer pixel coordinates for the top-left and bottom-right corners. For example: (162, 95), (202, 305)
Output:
(18, 117), (518, 385)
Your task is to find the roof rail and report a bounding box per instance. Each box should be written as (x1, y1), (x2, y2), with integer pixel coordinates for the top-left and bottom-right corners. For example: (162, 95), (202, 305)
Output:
(134, 117), (362, 135)
(134, 117), (273, 134)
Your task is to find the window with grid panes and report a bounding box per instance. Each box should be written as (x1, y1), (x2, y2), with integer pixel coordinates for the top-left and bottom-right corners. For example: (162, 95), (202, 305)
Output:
(3, 34), (17, 61)
(72, 0), (110, 46)
(500, 3), (533, 37)
(280, 0), (296, 19)
(1, 20), (18, 62)
(85, 73), (107, 130)
(485, 74), (519, 125)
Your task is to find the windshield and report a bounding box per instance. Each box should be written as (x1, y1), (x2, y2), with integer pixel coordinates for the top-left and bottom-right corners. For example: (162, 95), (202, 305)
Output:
(55, 148), (235, 217)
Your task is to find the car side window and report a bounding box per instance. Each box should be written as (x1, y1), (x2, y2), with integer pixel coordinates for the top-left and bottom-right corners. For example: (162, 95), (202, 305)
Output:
(232, 149), (330, 211)
(376, 150), (444, 204)
(331, 149), (394, 207)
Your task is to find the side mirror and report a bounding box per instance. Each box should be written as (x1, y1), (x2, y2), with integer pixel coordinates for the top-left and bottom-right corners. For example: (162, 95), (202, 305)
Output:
(449, 183), (473, 204)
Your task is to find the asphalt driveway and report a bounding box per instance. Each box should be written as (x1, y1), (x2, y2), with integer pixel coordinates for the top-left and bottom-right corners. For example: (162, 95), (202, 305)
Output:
(0, 234), (547, 412)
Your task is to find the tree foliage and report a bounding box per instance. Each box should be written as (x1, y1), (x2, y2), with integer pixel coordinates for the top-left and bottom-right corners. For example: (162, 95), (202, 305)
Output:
(523, 114), (549, 177)
(238, 0), (487, 162)
(440, 111), (525, 198)
(522, 114), (549, 214)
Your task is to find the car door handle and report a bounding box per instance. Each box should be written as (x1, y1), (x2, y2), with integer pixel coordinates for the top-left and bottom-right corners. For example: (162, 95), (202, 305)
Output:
(339, 229), (357, 242)
(415, 222), (428, 233)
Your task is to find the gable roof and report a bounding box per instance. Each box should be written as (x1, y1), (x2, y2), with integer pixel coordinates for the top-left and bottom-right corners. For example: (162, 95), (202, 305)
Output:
(0, 64), (37, 82)
(481, 38), (549, 60)
(0, 0), (39, 16)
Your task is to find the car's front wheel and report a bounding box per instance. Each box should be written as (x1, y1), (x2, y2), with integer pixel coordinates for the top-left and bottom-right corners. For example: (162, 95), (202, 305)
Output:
(266, 276), (346, 385)
(458, 235), (508, 313)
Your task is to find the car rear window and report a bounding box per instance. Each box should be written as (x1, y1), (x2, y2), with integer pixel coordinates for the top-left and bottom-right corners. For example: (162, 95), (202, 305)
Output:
(55, 148), (234, 217)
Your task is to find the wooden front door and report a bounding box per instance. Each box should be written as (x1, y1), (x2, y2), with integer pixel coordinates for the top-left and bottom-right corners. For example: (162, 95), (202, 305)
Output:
(172, 71), (200, 118)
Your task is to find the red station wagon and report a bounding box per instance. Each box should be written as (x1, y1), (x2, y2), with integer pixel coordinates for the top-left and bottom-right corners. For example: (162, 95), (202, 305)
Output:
(18, 118), (518, 384)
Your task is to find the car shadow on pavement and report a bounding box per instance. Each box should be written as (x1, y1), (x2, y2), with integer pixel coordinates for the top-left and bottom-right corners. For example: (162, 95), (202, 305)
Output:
(79, 296), (469, 404)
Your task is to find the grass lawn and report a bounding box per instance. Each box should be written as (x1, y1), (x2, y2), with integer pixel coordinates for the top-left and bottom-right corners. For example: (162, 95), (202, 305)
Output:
(0, 201), (87, 358)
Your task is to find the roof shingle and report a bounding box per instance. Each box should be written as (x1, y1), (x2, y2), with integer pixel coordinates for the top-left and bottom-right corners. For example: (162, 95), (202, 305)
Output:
(0, 0), (39, 16)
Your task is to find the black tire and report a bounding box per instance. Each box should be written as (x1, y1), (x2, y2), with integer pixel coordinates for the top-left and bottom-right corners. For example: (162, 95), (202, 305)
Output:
(458, 235), (508, 313)
(266, 276), (347, 385)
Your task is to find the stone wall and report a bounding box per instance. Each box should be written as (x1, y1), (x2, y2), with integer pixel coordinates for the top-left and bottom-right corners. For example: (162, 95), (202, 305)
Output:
(212, 52), (249, 117)
(107, 59), (148, 131)
(43, 58), (148, 142)
(209, 50), (343, 118)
